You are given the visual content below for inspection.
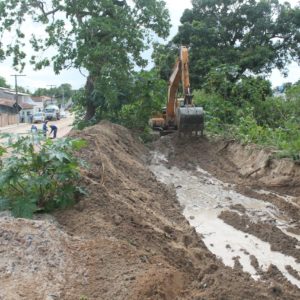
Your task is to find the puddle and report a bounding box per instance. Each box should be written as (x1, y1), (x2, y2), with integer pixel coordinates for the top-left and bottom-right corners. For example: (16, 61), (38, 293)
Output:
(150, 151), (300, 287)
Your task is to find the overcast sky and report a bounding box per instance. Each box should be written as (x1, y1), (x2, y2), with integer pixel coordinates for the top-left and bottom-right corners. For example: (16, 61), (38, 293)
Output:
(1, 0), (299, 92)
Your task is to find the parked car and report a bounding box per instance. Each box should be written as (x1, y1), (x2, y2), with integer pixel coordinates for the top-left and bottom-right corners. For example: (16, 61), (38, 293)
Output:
(45, 105), (60, 120)
(32, 112), (46, 123)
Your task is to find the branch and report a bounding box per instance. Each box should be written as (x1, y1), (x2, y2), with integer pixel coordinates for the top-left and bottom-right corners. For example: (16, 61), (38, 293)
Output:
(79, 68), (88, 78)
(31, 1), (60, 17)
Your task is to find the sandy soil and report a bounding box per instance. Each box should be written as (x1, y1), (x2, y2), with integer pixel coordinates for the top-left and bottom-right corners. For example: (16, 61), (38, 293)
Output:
(1, 123), (300, 299)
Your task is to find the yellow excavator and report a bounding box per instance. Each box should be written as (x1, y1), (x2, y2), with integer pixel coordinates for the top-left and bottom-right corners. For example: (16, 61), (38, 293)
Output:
(149, 46), (204, 136)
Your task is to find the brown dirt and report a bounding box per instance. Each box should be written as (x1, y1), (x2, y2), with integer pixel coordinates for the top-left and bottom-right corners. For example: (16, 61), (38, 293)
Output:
(286, 265), (300, 281)
(152, 133), (300, 247)
(1, 123), (300, 299)
(219, 210), (300, 262)
(56, 123), (300, 299)
(250, 254), (260, 271)
(151, 135), (300, 195)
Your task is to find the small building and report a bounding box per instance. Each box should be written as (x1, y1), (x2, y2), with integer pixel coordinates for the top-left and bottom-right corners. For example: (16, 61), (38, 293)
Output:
(0, 98), (20, 127)
(31, 96), (51, 111)
(19, 102), (35, 123)
(0, 87), (41, 123)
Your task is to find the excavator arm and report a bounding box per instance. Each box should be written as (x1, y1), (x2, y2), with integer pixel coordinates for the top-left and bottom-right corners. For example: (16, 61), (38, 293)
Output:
(166, 46), (204, 135)
(149, 46), (204, 135)
(166, 46), (192, 122)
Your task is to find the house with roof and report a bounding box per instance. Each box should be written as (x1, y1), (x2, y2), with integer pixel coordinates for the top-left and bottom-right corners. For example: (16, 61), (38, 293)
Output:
(0, 97), (21, 127)
(31, 95), (51, 111)
(0, 87), (38, 125)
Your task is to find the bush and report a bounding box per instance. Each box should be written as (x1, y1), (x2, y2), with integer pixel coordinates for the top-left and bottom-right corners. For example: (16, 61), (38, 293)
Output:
(193, 89), (239, 133)
(193, 87), (300, 160)
(0, 133), (87, 218)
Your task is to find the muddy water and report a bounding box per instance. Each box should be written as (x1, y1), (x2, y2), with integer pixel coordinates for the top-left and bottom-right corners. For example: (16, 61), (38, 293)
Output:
(150, 151), (300, 287)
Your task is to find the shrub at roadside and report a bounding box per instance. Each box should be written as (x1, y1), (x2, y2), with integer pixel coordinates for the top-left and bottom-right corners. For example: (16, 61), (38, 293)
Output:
(0, 134), (87, 218)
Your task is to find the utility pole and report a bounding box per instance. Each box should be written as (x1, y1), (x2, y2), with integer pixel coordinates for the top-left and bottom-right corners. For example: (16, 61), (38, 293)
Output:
(61, 87), (65, 109)
(47, 85), (56, 104)
(11, 74), (26, 124)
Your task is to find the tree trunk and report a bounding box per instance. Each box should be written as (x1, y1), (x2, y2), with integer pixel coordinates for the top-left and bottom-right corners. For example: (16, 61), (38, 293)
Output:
(84, 75), (96, 121)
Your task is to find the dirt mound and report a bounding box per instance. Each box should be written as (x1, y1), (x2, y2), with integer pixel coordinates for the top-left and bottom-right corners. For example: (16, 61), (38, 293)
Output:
(224, 142), (300, 194)
(0, 214), (85, 300)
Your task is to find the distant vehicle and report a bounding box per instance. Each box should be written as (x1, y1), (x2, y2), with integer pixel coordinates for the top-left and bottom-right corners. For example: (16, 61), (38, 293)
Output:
(44, 105), (60, 121)
(32, 112), (46, 123)
(60, 110), (67, 118)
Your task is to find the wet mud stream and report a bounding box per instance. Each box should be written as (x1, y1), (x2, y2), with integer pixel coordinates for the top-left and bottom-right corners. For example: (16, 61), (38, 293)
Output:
(150, 151), (300, 288)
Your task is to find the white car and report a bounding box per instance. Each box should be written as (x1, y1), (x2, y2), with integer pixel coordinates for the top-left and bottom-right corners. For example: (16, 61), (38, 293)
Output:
(32, 112), (45, 123)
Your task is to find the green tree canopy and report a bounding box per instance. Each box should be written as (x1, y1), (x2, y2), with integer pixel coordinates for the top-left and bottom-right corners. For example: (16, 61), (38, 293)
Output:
(155, 0), (300, 88)
(286, 80), (300, 101)
(0, 0), (170, 119)
(34, 83), (73, 101)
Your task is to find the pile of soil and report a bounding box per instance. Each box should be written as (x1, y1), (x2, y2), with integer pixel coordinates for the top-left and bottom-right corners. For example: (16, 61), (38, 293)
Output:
(0, 214), (84, 300)
(1, 122), (300, 299)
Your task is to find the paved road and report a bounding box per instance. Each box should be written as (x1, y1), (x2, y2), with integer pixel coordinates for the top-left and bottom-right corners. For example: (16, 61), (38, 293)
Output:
(0, 115), (74, 139)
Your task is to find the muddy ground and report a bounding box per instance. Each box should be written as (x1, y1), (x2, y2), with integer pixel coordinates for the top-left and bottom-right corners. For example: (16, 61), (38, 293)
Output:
(0, 122), (300, 299)
(150, 134), (300, 291)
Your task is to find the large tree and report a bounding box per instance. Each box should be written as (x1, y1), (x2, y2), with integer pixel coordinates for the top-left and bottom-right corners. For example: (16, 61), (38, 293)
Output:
(0, 0), (170, 119)
(156, 0), (300, 88)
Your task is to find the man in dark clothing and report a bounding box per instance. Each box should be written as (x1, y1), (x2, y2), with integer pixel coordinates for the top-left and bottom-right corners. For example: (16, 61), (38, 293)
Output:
(42, 120), (48, 137)
(49, 124), (58, 139)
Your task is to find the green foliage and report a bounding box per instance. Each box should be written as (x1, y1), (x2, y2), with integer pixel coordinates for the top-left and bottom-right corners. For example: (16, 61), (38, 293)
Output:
(118, 70), (167, 130)
(193, 89), (238, 127)
(154, 0), (299, 89)
(72, 70), (167, 138)
(33, 83), (74, 105)
(193, 75), (300, 160)
(0, 0), (171, 120)
(233, 111), (300, 160)
(0, 76), (10, 88)
(152, 42), (179, 81)
(286, 80), (300, 102)
(0, 134), (87, 218)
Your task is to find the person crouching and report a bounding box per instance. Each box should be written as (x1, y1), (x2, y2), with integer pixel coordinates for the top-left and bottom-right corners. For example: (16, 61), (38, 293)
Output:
(49, 124), (58, 139)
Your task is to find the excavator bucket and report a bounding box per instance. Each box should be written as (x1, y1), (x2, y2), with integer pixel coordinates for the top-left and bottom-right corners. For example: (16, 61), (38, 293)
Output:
(176, 106), (204, 135)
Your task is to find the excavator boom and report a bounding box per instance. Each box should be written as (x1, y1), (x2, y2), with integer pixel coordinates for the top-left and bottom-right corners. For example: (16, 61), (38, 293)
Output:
(166, 46), (204, 135)
(149, 46), (204, 135)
